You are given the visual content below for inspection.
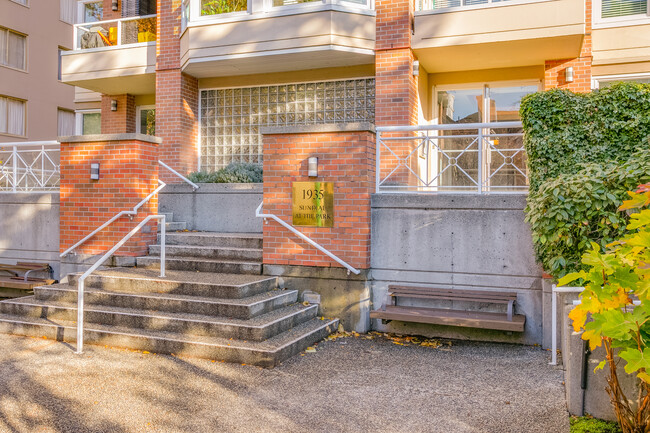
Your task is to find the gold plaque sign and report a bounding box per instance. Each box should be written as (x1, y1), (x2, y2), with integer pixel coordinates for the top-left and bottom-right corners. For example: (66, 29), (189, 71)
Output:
(292, 182), (334, 227)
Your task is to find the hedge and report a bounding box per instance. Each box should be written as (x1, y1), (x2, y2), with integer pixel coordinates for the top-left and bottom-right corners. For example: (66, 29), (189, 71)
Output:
(520, 82), (650, 193)
(188, 162), (262, 183)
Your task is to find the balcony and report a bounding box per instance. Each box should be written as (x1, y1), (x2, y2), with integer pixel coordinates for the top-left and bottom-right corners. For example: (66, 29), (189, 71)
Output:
(60, 15), (157, 95)
(413, 0), (586, 72)
(180, 0), (375, 77)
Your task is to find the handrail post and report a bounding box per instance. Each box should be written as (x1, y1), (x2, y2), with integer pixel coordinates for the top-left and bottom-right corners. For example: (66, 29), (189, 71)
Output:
(375, 130), (381, 193)
(76, 278), (85, 354)
(477, 127), (483, 194)
(117, 19), (122, 46)
(160, 214), (166, 278)
(12, 146), (17, 193)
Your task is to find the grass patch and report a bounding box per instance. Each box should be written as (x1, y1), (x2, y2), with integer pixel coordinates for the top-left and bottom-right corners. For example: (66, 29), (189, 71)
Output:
(570, 416), (622, 433)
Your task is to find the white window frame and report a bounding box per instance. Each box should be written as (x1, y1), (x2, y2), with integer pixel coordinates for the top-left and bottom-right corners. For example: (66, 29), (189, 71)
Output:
(9, 0), (29, 7)
(136, 105), (155, 134)
(78, 0), (104, 24)
(592, 72), (650, 89)
(593, 0), (650, 28)
(0, 95), (27, 138)
(0, 26), (27, 72)
(75, 109), (101, 135)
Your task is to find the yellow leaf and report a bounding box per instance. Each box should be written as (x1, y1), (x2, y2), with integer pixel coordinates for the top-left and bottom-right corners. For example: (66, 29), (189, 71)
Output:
(582, 329), (603, 351)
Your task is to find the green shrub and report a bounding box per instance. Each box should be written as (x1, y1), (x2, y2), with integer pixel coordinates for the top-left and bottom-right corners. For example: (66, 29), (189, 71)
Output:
(520, 82), (650, 192)
(526, 150), (650, 278)
(570, 416), (622, 433)
(188, 162), (262, 184)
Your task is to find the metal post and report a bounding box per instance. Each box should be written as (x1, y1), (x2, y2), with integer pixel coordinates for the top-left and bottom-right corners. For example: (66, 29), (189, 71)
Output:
(477, 128), (483, 194)
(41, 145), (45, 187)
(551, 285), (557, 365)
(375, 130), (381, 193)
(76, 278), (85, 354)
(117, 19), (122, 46)
(160, 215), (166, 278)
(12, 146), (17, 193)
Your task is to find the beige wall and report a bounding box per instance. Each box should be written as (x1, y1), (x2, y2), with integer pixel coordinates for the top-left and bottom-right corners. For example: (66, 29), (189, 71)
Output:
(593, 24), (650, 76)
(0, 0), (76, 142)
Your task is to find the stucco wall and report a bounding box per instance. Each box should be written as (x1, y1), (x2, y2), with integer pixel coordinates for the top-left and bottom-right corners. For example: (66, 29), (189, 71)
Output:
(370, 193), (543, 344)
(159, 183), (263, 233)
(0, 193), (60, 279)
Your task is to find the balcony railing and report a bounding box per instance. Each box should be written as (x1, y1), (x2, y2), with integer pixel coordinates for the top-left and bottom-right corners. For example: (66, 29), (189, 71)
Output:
(376, 122), (528, 194)
(418, 0), (519, 11)
(0, 141), (60, 193)
(73, 15), (156, 50)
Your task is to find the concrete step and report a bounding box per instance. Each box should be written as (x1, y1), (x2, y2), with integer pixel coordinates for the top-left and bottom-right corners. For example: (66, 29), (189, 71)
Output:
(0, 314), (339, 367)
(148, 245), (262, 262)
(0, 298), (318, 341)
(159, 221), (187, 232)
(33, 285), (297, 320)
(66, 269), (275, 299)
(160, 232), (263, 249)
(136, 256), (262, 275)
(160, 212), (174, 221)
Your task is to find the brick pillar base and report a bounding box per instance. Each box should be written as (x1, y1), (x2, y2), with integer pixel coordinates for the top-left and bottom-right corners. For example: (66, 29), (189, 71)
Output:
(59, 135), (160, 257)
(262, 125), (375, 270)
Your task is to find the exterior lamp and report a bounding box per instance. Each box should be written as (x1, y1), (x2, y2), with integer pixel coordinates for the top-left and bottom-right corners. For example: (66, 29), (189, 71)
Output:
(565, 66), (574, 83)
(112, 0), (118, 11)
(111, 99), (118, 111)
(413, 60), (419, 77)
(90, 163), (100, 180)
(308, 157), (318, 178)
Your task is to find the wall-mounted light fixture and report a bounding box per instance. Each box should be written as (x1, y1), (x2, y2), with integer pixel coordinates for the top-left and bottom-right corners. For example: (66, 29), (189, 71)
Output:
(413, 60), (419, 77)
(90, 163), (100, 180)
(111, 99), (118, 111)
(112, 0), (118, 11)
(565, 66), (574, 83)
(308, 157), (318, 178)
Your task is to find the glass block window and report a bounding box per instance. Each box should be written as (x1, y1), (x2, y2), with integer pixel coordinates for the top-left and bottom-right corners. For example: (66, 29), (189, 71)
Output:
(199, 78), (375, 171)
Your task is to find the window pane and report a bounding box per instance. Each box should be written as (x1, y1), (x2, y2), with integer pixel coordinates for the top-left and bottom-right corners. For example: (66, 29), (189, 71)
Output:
(438, 89), (483, 124)
(11, 0), (28, 5)
(58, 109), (75, 136)
(0, 29), (6, 66)
(82, 112), (101, 134)
(602, 0), (647, 17)
(201, 0), (247, 15)
(600, 77), (650, 87)
(7, 99), (25, 136)
(272, 0), (319, 6)
(140, 109), (155, 135)
(7, 31), (25, 70)
(84, 2), (103, 22)
(489, 85), (538, 122)
(0, 98), (7, 134)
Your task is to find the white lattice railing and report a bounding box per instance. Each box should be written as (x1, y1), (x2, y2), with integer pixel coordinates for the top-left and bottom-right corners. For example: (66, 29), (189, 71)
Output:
(0, 141), (60, 193)
(376, 122), (528, 194)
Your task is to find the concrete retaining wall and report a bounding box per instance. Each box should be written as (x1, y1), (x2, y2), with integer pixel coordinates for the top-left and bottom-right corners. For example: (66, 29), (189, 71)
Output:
(0, 193), (60, 279)
(159, 183), (262, 233)
(370, 193), (543, 344)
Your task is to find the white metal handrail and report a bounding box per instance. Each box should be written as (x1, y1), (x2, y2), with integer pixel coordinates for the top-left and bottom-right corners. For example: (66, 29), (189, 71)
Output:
(73, 14), (157, 50)
(0, 141), (60, 193)
(75, 214), (166, 354)
(376, 121), (527, 194)
(159, 160), (200, 190)
(60, 180), (167, 258)
(255, 202), (360, 275)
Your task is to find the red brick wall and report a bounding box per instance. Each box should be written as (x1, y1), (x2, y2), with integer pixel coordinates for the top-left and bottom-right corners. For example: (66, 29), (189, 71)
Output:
(102, 0), (121, 20)
(155, 0), (199, 180)
(59, 138), (159, 256)
(544, 0), (592, 91)
(100, 94), (136, 134)
(262, 131), (375, 270)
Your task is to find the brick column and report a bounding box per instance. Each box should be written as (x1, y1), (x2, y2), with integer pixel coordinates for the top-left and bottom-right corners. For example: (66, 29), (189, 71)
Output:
(544, 0), (592, 91)
(155, 0), (199, 182)
(59, 135), (160, 257)
(100, 94), (136, 134)
(375, 0), (419, 187)
(262, 125), (375, 270)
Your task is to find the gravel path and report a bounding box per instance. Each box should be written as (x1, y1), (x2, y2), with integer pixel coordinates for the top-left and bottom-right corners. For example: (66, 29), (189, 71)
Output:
(0, 333), (568, 433)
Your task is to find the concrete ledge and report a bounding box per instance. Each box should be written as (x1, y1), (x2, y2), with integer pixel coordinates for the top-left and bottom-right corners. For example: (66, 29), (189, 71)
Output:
(371, 193), (529, 210)
(58, 133), (162, 144)
(261, 123), (376, 135)
(161, 183), (262, 194)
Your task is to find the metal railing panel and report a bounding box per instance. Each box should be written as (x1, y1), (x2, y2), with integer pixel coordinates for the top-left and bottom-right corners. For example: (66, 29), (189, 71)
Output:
(375, 122), (528, 194)
(74, 14), (157, 50)
(0, 142), (60, 193)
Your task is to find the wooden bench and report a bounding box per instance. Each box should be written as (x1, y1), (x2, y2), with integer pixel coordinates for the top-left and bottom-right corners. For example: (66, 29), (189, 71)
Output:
(370, 286), (526, 332)
(0, 262), (54, 294)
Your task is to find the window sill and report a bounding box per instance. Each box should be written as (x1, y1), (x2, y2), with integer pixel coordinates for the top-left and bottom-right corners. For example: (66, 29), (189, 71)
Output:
(415, 0), (556, 16)
(592, 15), (650, 29)
(0, 64), (28, 74)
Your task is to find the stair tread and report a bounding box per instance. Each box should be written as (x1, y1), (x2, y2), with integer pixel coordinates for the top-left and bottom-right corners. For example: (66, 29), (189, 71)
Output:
(137, 256), (261, 266)
(2, 296), (318, 328)
(70, 268), (272, 286)
(36, 284), (295, 307)
(0, 313), (337, 353)
(166, 232), (262, 239)
(150, 245), (262, 252)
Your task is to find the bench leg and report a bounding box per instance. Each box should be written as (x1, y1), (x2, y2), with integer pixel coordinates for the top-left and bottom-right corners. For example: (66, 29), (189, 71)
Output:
(507, 300), (514, 321)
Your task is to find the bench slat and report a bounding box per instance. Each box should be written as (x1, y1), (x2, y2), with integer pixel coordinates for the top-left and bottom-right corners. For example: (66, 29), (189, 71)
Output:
(388, 292), (514, 304)
(389, 286), (517, 301)
(370, 305), (525, 332)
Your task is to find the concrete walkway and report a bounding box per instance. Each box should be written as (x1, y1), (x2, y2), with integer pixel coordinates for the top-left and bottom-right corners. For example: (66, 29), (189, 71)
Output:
(0, 333), (568, 433)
